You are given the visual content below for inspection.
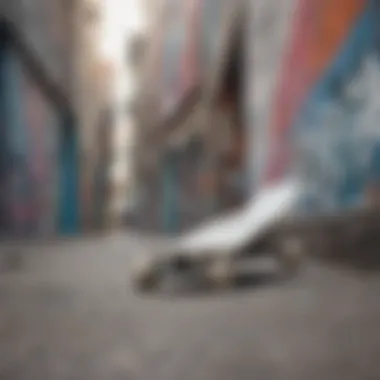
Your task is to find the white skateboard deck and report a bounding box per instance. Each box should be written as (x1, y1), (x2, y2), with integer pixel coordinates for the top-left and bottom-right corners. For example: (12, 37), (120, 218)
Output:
(178, 178), (302, 257)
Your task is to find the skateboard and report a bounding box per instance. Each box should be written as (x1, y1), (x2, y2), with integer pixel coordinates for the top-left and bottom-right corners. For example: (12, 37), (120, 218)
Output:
(131, 179), (305, 292)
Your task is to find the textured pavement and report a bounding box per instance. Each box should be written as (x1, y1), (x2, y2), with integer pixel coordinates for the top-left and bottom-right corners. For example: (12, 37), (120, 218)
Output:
(1, 233), (380, 380)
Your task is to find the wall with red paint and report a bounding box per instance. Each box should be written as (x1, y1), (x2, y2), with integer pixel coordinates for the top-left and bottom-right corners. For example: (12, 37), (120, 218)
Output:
(254, 0), (380, 213)
(247, 0), (297, 192)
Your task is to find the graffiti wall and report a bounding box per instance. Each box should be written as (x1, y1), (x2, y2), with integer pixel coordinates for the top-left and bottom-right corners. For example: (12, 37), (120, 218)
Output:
(0, 45), (61, 236)
(264, 0), (380, 213)
(22, 60), (60, 235)
(2, 48), (31, 235)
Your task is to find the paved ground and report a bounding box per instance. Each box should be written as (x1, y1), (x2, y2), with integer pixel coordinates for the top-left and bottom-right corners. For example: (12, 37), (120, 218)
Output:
(1, 233), (380, 380)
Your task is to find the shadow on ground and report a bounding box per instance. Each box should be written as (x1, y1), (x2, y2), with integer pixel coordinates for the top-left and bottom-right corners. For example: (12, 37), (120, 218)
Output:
(316, 236), (380, 274)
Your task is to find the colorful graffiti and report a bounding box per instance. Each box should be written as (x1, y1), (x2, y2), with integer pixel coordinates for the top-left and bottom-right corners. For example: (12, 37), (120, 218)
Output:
(265, 0), (380, 212)
(0, 36), (78, 236)
(1, 48), (61, 236)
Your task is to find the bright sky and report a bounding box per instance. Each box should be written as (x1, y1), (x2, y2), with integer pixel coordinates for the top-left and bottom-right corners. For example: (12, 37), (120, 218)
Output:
(98, 0), (147, 197)
(97, 0), (147, 111)
(100, 0), (147, 62)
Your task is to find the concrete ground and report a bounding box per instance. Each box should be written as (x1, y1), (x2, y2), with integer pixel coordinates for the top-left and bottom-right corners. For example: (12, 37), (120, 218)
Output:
(1, 233), (380, 380)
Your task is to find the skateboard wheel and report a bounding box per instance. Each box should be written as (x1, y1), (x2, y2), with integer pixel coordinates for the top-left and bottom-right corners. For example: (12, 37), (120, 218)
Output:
(277, 236), (304, 276)
(205, 257), (234, 288)
(132, 255), (160, 291)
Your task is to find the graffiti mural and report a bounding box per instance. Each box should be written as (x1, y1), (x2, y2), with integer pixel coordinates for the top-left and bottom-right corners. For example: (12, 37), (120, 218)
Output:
(296, 54), (380, 212)
(264, 0), (380, 213)
(0, 41), (65, 236)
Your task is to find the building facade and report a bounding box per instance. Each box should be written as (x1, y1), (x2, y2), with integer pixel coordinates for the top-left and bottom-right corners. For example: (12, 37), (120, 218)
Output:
(260, 0), (380, 214)
(133, 0), (380, 235)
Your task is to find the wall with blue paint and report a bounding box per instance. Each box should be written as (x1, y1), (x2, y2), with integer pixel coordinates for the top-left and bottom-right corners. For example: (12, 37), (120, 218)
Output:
(58, 117), (79, 234)
(161, 149), (180, 233)
(2, 48), (32, 234)
(0, 34), (9, 233)
(264, 0), (380, 215)
(0, 32), (79, 236)
(296, 1), (380, 213)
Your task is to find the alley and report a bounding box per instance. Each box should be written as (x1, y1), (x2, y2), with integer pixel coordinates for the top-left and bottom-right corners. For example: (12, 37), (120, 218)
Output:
(1, 234), (380, 380)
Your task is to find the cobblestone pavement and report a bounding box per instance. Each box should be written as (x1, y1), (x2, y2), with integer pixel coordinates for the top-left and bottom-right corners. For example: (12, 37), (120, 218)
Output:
(1, 233), (380, 380)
